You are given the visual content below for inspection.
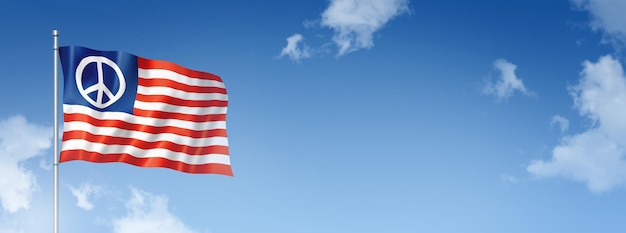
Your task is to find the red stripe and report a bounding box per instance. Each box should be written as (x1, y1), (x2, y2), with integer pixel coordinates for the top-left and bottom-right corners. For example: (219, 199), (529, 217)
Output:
(132, 109), (227, 122)
(60, 150), (233, 175)
(63, 131), (230, 155)
(135, 94), (228, 108)
(64, 113), (227, 138)
(138, 78), (227, 94)
(137, 57), (222, 82)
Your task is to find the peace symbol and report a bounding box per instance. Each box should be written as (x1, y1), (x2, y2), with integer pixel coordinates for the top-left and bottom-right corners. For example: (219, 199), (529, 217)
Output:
(75, 56), (126, 109)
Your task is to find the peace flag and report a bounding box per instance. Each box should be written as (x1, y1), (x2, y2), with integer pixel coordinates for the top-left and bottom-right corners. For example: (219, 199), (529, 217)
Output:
(58, 46), (232, 175)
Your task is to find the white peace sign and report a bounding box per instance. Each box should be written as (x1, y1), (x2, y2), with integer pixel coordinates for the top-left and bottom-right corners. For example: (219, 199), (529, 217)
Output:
(75, 56), (126, 109)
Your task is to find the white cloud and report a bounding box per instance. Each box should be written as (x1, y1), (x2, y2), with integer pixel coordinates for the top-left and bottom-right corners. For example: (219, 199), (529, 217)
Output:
(112, 187), (197, 233)
(279, 0), (409, 60)
(69, 182), (102, 211)
(279, 33), (311, 62)
(0, 189), (53, 233)
(571, 0), (626, 46)
(551, 115), (570, 132)
(528, 55), (626, 193)
(321, 0), (410, 56)
(483, 59), (532, 101)
(0, 115), (51, 213)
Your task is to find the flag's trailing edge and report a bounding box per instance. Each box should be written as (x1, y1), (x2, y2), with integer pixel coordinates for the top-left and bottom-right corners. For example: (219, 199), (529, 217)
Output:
(59, 46), (232, 176)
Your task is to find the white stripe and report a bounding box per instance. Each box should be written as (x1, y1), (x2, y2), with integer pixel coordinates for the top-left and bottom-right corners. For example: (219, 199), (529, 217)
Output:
(64, 105), (226, 130)
(138, 68), (225, 88)
(137, 86), (228, 101)
(62, 139), (231, 165)
(63, 121), (229, 147)
(134, 101), (228, 115)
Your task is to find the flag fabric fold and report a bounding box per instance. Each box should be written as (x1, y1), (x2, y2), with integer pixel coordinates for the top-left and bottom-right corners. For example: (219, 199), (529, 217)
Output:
(59, 46), (232, 175)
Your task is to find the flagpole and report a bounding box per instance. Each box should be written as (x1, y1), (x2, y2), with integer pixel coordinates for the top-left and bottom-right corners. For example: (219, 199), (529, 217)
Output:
(52, 29), (59, 233)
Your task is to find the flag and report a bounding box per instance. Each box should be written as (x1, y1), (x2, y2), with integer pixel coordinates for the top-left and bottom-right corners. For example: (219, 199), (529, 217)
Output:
(59, 46), (232, 175)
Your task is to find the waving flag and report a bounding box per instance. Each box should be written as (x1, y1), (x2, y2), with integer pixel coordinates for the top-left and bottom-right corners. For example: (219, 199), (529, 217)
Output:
(59, 46), (232, 175)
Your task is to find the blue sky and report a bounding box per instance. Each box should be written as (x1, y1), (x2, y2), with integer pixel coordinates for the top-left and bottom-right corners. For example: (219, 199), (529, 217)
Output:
(2, 0), (626, 232)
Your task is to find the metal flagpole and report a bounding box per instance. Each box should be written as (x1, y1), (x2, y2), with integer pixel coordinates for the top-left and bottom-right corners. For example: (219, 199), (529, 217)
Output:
(52, 29), (59, 233)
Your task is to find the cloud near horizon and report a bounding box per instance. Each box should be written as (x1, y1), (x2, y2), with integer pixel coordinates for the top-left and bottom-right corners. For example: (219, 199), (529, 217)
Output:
(69, 182), (102, 211)
(0, 115), (51, 213)
(112, 187), (198, 233)
(528, 55), (626, 193)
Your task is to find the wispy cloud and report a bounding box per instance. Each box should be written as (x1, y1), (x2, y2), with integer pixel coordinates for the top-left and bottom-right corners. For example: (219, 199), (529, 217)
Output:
(279, 33), (311, 62)
(38, 159), (51, 171)
(69, 182), (102, 211)
(483, 59), (532, 101)
(0, 115), (51, 213)
(112, 187), (197, 233)
(321, 0), (410, 56)
(551, 115), (570, 132)
(571, 0), (626, 47)
(501, 174), (518, 185)
(528, 55), (626, 193)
